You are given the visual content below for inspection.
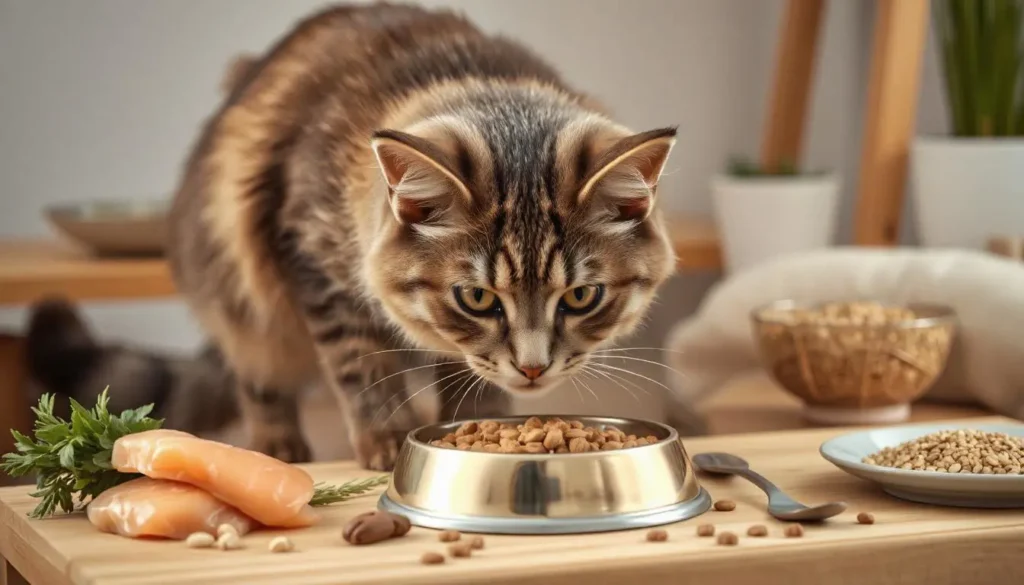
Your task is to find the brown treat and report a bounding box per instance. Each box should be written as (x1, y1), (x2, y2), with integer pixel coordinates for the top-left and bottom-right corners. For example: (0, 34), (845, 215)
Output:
(455, 434), (476, 446)
(438, 530), (461, 543)
(470, 441), (486, 452)
(602, 441), (624, 451)
(856, 512), (875, 525)
(524, 416), (544, 429)
(455, 422), (479, 437)
(499, 428), (520, 440)
(544, 428), (565, 450)
(622, 440), (637, 449)
(589, 441), (601, 451)
(635, 438), (649, 447)
(625, 434), (638, 443)
(429, 440), (441, 447)
(569, 437), (591, 453)
(565, 429), (589, 440)
(482, 432), (499, 443)
(499, 423), (517, 431)
(480, 420), (500, 433)
(524, 442), (547, 454)
(570, 420), (585, 429)
(448, 543), (473, 558)
(716, 531), (739, 546)
(392, 514), (412, 537)
(746, 525), (768, 537)
(696, 524), (715, 537)
(456, 444), (471, 451)
(421, 552), (446, 565)
(523, 428), (546, 443)
(436, 441), (455, 449)
(343, 511), (404, 545)
(646, 435), (659, 443)
(713, 500), (737, 512)
(646, 529), (669, 542)
(784, 524), (804, 538)
(442, 433), (458, 444)
(499, 443), (524, 454)
(482, 443), (501, 453)
(469, 536), (485, 550)
(555, 445), (569, 453)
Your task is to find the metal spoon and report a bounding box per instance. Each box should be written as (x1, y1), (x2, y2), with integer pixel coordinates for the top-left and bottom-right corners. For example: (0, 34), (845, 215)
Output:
(692, 452), (847, 521)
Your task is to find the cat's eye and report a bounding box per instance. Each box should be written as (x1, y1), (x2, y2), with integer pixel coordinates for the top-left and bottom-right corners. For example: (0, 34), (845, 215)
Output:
(560, 285), (604, 314)
(454, 286), (502, 316)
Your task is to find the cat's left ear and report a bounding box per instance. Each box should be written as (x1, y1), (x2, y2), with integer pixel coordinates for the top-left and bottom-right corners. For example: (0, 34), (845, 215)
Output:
(371, 129), (472, 227)
(577, 127), (676, 223)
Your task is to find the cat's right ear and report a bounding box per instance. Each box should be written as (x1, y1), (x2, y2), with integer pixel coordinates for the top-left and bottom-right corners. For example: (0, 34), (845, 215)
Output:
(371, 130), (472, 227)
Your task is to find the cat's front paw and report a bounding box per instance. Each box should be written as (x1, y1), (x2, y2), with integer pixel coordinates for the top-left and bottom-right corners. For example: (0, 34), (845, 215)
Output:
(250, 428), (312, 463)
(353, 429), (408, 471)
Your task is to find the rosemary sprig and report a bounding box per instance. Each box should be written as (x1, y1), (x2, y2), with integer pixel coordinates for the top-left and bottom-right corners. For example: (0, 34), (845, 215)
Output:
(308, 475), (390, 507)
(2, 390), (389, 519)
(1, 388), (160, 518)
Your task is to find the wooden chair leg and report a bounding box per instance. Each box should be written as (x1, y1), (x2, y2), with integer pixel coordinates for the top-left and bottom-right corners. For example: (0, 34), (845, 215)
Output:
(0, 334), (30, 487)
(760, 0), (825, 170)
(854, 0), (930, 246)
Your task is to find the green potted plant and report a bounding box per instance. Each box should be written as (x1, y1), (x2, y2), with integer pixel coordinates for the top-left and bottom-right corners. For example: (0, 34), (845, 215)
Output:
(711, 157), (839, 273)
(911, 0), (1024, 248)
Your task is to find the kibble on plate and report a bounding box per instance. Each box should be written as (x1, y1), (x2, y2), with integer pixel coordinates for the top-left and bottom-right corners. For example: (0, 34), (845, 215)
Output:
(713, 500), (736, 512)
(428, 418), (660, 454)
(862, 429), (1024, 474)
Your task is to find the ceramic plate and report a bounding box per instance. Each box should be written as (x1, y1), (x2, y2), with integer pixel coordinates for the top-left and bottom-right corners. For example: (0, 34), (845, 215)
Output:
(820, 422), (1024, 508)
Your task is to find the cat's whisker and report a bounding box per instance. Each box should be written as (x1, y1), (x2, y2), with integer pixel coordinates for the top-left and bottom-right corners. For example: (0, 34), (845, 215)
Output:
(374, 367), (471, 428)
(586, 364), (651, 398)
(574, 374), (601, 403)
(353, 361), (465, 400)
(591, 347), (687, 355)
(589, 362), (675, 396)
(582, 365), (641, 404)
(439, 371), (477, 409)
(452, 375), (485, 423)
(569, 377), (585, 404)
(593, 354), (692, 383)
(355, 348), (463, 361)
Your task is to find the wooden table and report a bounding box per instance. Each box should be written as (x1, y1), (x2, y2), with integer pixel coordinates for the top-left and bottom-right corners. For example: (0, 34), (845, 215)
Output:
(3, 417), (1022, 585)
(702, 371), (990, 435)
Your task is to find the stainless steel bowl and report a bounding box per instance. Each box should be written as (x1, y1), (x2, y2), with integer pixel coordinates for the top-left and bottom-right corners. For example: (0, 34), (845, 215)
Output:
(378, 415), (711, 534)
(46, 200), (168, 257)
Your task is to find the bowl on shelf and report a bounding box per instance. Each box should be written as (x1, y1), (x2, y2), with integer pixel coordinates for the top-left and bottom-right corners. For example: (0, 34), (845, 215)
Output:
(378, 415), (711, 535)
(751, 300), (957, 425)
(45, 199), (169, 257)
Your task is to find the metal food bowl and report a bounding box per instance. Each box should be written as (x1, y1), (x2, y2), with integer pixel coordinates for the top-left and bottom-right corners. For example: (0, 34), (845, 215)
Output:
(378, 415), (711, 535)
(46, 200), (169, 257)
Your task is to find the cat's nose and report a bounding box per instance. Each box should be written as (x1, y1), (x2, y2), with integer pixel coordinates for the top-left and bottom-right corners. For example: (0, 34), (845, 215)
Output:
(517, 363), (549, 380)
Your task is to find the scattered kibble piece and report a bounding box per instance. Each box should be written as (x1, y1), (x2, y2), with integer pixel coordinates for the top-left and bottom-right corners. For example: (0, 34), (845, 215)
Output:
(448, 543), (472, 558)
(716, 531), (738, 546)
(438, 530), (461, 542)
(469, 536), (485, 550)
(862, 429), (1023, 474)
(343, 511), (411, 545)
(784, 524), (804, 538)
(216, 524), (239, 539)
(186, 532), (215, 549)
(713, 500), (736, 512)
(421, 552), (446, 565)
(268, 536), (294, 553)
(746, 525), (768, 537)
(696, 524), (715, 537)
(856, 512), (875, 525)
(429, 418), (661, 453)
(216, 532), (243, 550)
(646, 529), (669, 542)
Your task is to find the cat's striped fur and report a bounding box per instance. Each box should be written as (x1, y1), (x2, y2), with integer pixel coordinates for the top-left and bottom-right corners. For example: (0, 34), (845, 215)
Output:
(168, 2), (679, 470)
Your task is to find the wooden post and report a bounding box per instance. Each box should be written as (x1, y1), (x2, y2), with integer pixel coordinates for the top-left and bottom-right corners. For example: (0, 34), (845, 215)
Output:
(853, 0), (930, 246)
(0, 334), (30, 488)
(760, 0), (826, 170)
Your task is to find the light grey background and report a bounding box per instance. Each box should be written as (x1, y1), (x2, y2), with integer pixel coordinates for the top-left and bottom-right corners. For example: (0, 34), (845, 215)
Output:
(0, 0), (948, 454)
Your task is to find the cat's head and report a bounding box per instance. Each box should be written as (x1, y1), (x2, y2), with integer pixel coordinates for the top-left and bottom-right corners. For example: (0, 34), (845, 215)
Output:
(366, 83), (676, 396)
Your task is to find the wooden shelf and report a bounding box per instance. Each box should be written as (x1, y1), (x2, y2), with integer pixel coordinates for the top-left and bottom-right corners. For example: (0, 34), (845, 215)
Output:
(0, 216), (720, 306)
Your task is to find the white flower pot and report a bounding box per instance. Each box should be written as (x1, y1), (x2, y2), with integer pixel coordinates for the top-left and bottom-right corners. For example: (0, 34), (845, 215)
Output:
(711, 173), (839, 273)
(911, 137), (1024, 249)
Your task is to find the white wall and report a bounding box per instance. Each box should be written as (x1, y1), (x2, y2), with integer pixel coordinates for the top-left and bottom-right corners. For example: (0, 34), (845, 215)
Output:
(0, 0), (912, 445)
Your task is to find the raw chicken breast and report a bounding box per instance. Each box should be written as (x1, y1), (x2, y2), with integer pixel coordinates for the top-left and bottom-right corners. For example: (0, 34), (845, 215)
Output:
(111, 429), (317, 527)
(87, 477), (255, 539)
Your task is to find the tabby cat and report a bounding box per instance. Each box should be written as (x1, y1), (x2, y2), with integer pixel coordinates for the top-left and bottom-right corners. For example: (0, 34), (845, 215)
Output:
(168, 2), (679, 470)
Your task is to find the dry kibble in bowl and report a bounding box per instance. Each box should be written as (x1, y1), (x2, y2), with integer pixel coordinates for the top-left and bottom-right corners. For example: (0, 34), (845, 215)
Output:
(428, 418), (663, 454)
(862, 429), (1024, 474)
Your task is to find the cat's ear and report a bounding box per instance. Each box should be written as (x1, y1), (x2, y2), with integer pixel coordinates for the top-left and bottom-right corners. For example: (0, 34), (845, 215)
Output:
(371, 129), (472, 227)
(576, 127), (676, 225)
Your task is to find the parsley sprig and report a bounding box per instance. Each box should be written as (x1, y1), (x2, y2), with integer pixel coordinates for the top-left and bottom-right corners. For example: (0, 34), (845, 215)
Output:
(2, 389), (389, 519)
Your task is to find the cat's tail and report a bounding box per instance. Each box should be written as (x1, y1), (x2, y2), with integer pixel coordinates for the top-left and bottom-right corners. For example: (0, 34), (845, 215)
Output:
(23, 297), (239, 434)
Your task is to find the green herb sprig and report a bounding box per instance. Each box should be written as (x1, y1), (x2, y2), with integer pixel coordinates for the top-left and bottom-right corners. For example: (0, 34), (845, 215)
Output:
(2, 389), (389, 519)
